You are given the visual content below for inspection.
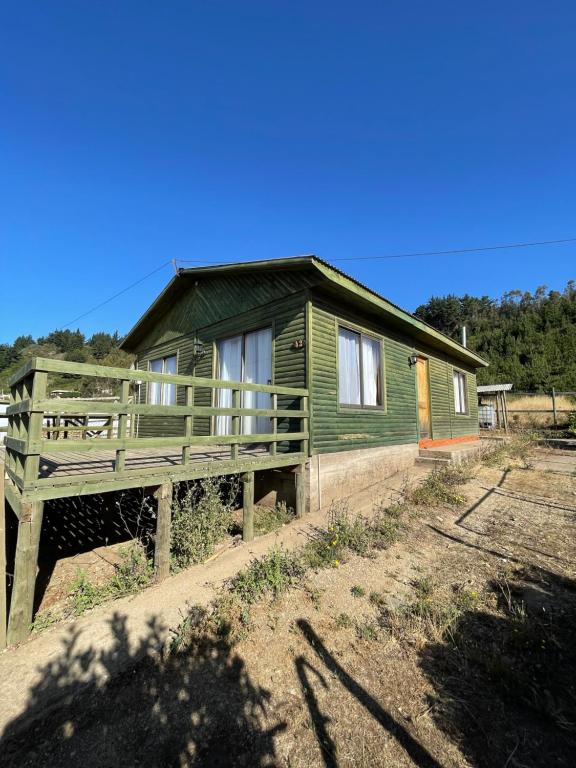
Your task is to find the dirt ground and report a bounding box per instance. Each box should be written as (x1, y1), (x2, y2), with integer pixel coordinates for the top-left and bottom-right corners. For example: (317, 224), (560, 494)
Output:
(1, 447), (576, 768)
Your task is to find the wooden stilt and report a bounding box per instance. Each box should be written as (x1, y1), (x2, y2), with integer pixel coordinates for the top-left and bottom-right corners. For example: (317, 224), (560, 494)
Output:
(0, 465), (7, 649)
(242, 472), (254, 542)
(7, 500), (44, 645)
(295, 463), (306, 518)
(153, 482), (173, 582)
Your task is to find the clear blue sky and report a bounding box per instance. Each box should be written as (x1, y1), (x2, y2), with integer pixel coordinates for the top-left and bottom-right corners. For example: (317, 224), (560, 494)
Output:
(2, 1), (575, 342)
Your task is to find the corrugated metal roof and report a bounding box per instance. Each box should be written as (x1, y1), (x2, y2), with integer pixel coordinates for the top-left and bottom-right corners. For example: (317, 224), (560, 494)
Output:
(477, 383), (513, 393)
(121, 255), (488, 367)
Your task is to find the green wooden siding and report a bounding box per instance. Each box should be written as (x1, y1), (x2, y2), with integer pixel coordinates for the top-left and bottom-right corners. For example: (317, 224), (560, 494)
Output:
(132, 271), (317, 352)
(309, 297), (479, 454)
(136, 291), (307, 441)
(133, 271), (480, 451)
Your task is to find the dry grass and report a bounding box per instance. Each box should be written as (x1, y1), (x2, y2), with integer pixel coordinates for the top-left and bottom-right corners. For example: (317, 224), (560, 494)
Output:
(507, 394), (576, 428)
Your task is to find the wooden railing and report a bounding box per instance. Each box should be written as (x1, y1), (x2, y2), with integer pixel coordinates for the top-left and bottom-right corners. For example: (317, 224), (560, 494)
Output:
(4, 357), (309, 495)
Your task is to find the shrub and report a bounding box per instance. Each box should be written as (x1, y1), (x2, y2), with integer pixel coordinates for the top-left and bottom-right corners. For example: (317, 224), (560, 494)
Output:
(303, 499), (406, 568)
(253, 501), (295, 536)
(407, 466), (469, 507)
(68, 541), (153, 618)
(229, 547), (305, 605)
(109, 541), (153, 595)
(481, 435), (533, 468)
(69, 570), (106, 616)
(171, 476), (238, 569)
(351, 585), (366, 598)
(335, 612), (353, 629)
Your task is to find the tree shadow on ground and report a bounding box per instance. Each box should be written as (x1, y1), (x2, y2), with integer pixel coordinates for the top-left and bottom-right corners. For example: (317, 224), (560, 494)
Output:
(0, 609), (285, 768)
(418, 564), (576, 768)
(296, 619), (443, 768)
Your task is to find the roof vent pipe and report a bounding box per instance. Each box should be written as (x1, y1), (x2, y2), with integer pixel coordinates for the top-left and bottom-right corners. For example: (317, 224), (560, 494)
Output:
(461, 326), (467, 348)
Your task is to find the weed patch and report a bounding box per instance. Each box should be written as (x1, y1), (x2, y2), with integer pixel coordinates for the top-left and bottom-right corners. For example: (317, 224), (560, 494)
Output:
(253, 501), (294, 536)
(171, 476), (238, 569)
(481, 435), (534, 468)
(229, 547), (305, 605)
(407, 465), (470, 507)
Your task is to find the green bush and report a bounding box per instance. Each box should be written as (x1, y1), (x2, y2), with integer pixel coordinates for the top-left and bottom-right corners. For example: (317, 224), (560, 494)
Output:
(171, 476), (238, 569)
(253, 500), (295, 536)
(68, 541), (153, 617)
(230, 547), (305, 604)
(407, 466), (468, 507)
(302, 500), (405, 569)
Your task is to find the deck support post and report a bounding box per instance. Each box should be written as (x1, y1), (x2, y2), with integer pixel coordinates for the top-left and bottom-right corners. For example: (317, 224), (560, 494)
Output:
(7, 499), (44, 645)
(0, 464), (7, 649)
(153, 482), (173, 582)
(295, 463), (306, 518)
(242, 472), (254, 542)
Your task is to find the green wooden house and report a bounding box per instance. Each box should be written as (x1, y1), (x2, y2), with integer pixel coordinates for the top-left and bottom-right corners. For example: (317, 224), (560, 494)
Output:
(122, 256), (487, 509)
(3, 255), (488, 645)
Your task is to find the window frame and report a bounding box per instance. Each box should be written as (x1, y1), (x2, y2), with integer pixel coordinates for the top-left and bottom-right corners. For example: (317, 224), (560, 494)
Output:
(147, 353), (178, 406)
(452, 368), (468, 415)
(337, 323), (386, 412)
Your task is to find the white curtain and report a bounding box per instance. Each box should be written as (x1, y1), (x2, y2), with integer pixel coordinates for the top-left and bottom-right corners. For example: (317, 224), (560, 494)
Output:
(243, 328), (272, 434)
(362, 336), (380, 406)
(453, 371), (466, 413)
(338, 329), (361, 405)
(149, 358), (163, 405)
(163, 355), (177, 405)
(149, 356), (177, 405)
(216, 336), (242, 435)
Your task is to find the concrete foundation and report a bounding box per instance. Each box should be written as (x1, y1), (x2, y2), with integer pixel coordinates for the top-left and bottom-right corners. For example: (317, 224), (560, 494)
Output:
(308, 444), (419, 511)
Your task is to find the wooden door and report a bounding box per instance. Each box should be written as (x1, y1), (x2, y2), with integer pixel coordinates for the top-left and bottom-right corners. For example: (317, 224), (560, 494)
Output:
(416, 357), (431, 440)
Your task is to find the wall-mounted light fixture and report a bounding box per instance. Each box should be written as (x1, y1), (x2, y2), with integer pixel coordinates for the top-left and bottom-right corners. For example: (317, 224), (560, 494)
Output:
(193, 340), (205, 360)
(408, 354), (418, 367)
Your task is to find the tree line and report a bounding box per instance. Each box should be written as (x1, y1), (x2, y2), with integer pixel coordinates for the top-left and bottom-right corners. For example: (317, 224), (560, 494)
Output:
(415, 280), (576, 391)
(0, 329), (133, 393)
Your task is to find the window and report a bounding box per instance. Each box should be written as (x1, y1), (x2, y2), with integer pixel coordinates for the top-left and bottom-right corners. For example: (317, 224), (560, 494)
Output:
(338, 327), (383, 408)
(149, 355), (177, 405)
(453, 370), (467, 414)
(215, 327), (272, 435)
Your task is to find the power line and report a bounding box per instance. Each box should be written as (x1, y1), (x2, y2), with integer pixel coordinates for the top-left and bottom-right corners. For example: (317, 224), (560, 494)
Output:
(61, 260), (173, 329)
(57, 235), (576, 329)
(176, 236), (576, 265)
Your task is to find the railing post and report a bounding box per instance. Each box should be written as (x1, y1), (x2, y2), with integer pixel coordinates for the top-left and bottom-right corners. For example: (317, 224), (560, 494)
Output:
(552, 387), (557, 426)
(7, 499), (45, 645)
(153, 482), (173, 581)
(295, 463), (306, 518)
(231, 389), (240, 461)
(242, 472), (254, 542)
(182, 385), (194, 464)
(115, 380), (130, 473)
(23, 371), (47, 488)
(301, 394), (309, 457)
(270, 393), (278, 456)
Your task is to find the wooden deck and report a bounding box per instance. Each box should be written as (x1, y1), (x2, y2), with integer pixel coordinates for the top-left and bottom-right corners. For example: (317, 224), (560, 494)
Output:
(38, 444), (268, 479)
(2, 356), (310, 645)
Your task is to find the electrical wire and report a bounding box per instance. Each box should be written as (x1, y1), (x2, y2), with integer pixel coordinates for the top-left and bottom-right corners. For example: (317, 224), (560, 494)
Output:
(61, 259), (173, 328)
(176, 236), (576, 265)
(58, 235), (576, 329)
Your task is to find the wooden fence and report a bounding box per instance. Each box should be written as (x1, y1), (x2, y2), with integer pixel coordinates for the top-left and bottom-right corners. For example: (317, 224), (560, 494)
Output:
(506, 388), (576, 426)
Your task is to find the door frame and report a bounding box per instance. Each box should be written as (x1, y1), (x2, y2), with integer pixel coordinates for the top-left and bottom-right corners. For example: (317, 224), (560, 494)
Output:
(414, 354), (432, 441)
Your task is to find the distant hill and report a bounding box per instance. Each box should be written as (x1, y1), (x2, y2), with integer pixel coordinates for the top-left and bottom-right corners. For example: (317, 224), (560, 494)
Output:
(415, 281), (576, 391)
(0, 329), (134, 396)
